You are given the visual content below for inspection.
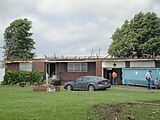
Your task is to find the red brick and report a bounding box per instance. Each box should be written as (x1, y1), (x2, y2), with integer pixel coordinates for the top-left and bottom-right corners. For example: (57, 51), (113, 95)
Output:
(55, 62), (96, 83)
(33, 61), (45, 72)
(95, 61), (102, 77)
(6, 63), (19, 71)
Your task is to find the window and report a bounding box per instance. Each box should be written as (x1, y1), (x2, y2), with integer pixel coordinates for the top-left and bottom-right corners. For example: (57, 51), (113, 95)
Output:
(19, 62), (32, 71)
(67, 63), (74, 72)
(83, 77), (90, 82)
(75, 77), (83, 82)
(74, 63), (81, 72)
(81, 63), (88, 72)
(67, 62), (88, 72)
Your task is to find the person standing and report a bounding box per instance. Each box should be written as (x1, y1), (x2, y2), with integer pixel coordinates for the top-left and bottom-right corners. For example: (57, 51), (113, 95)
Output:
(145, 70), (152, 90)
(112, 71), (117, 85)
(154, 77), (160, 89)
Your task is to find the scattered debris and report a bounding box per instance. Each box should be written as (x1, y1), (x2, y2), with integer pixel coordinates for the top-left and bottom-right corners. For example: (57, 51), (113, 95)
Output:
(88, 100), (160, 120)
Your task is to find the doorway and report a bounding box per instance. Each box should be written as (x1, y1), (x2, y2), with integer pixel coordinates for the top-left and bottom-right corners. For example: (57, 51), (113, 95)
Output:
(50, 63), (55, 77)
(103, 68), (122, 85)
(46, 63), (56, 77)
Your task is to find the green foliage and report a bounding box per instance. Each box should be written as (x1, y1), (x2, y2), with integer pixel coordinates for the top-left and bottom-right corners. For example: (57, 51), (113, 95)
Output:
(49, 76), (61, 85)
(3, 18), (35, 60)
(108, 12), (160, 58)
(2, 71), (43, 85)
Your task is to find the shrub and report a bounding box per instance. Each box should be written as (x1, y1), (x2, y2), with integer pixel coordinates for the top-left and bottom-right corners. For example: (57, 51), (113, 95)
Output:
(2, 71), (44, 85)
(16, 82), (20, 86)
(49, 75), (61, 86)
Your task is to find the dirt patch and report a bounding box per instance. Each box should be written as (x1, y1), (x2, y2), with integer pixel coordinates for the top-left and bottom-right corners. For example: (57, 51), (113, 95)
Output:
(145, 100), (160, 104)
(87, 100), (160, 120)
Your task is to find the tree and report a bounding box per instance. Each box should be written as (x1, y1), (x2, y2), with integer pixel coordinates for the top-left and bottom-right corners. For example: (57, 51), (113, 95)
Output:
(3, 18), (35, 60)
(108, 12), (160, 58)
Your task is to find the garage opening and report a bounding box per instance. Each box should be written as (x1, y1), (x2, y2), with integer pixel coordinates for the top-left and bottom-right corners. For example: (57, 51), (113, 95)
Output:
(103, 68), (122, 85)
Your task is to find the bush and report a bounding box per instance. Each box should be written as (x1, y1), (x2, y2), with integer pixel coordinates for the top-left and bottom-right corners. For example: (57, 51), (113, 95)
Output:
(49, 75), (61, 86)
(16, 82), (20, 86)
(2, 71), (44, 85)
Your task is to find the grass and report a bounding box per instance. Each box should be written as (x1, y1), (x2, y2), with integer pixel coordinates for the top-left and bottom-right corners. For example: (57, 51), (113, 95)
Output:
(0, 86), (160, 120)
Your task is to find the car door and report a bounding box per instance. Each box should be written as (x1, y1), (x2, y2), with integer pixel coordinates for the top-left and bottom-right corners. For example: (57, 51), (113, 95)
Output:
(72, 77), (84, 90)
(81, 77), (90, 90)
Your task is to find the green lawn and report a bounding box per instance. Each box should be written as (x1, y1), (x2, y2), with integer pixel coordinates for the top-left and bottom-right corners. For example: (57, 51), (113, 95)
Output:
(0, 86), (160, 120)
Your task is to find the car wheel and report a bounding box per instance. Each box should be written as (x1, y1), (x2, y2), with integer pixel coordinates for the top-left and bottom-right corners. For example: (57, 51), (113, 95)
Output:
(103, 88), (107, 91)
(66, 84), (72, 91)
(88, 85), (95, 91)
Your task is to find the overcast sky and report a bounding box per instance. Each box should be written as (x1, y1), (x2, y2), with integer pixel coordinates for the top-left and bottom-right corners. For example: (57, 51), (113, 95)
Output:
(0, 0), (160, 59)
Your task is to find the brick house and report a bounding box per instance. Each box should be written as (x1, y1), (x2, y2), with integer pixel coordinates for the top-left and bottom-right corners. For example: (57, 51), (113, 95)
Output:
(5, 59), (45, 72)
(5, 56), (103, 83)
(5, 56), (160, 85)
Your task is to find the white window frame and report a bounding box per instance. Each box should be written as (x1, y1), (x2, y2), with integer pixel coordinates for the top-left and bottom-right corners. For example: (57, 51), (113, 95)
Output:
(67, 62), (88, 72)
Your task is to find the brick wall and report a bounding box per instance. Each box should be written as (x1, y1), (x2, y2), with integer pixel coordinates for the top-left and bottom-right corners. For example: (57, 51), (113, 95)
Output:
(55, 62), (96, 83)
(33, 61), (45, 72)
(95, 61), (102, 77)
(6, 63), (19, 71)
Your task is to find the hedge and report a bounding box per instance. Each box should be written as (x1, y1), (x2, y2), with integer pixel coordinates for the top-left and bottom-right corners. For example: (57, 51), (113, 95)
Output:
(2, 71), (44, 85)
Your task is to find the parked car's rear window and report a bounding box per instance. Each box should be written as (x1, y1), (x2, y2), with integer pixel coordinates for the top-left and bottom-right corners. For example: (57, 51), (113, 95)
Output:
(91, 76), (107, 81)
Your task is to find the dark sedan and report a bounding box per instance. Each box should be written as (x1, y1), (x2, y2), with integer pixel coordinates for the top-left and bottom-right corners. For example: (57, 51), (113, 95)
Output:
(64, 76), (111, 91)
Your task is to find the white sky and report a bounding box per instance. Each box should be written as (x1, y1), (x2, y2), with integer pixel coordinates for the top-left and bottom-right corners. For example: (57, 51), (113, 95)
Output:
(0, 0), (160, 58)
